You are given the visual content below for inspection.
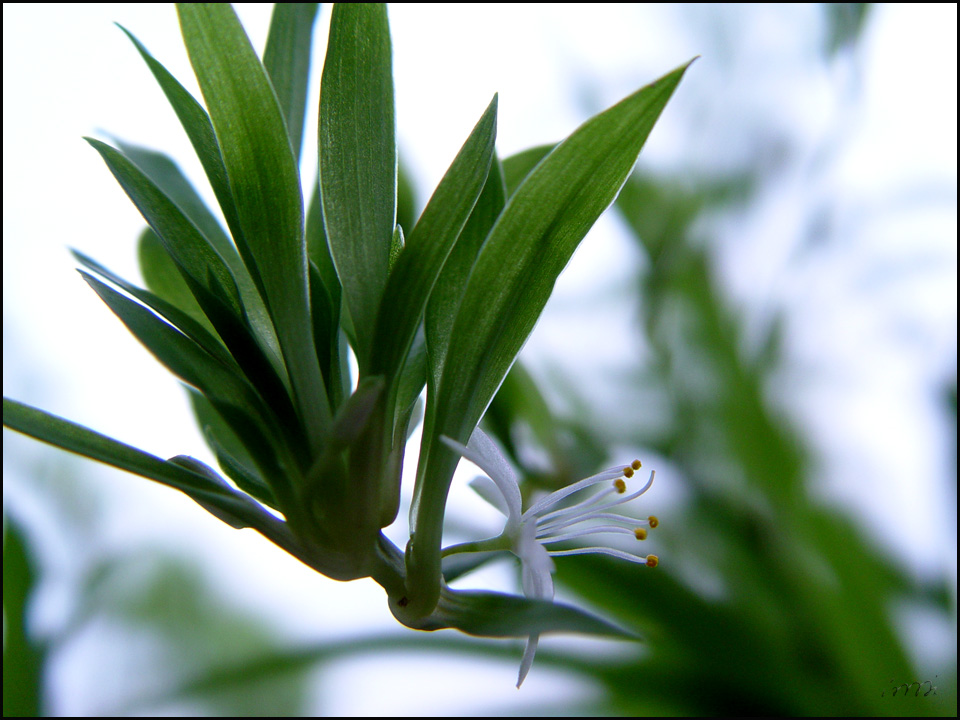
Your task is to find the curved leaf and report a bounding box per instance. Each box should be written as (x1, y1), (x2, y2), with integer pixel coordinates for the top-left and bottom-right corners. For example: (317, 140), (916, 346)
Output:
(405, 587), (639, 640)
(371, 95), (498, 413)
(319, 3), (396, 369)
(263, 2), (320, 161)
(178, 3), (330, 448)
(407, 60), (695, 616)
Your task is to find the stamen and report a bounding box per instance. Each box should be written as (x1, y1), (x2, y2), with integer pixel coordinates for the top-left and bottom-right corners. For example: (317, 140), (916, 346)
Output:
(538, 510), (640, 534)
(634, 528), (647, 540)
(613, 477), (627, 493)
(539, 525), (640, 544)
(632, 459), (642, 470)
(623, 465), (634, 478)
(532, 486), (620, 526)
(645, 554), (659, 568)
(548, 546), (651, 564)
(538, 471), (655, 529)
(524, 466), (624, 517)
(648, 515), (659, 528)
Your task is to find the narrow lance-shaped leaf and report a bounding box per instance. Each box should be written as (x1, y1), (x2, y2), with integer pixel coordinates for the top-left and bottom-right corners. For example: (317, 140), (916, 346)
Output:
(370, 95), (498, 423)
(501, 144), (554, 197)
(120, 26), (287, 378)
(118, 26), (249, 278)
(178, 3), (331, 450)
(425, 151), (507, 389)
(406, 61), (695, 617)
(78, 272), (304, 511)
(2, 399), (273, 531)
(319, 3), (396, 370)
(305, 184), (345, 409)
(263, 2), (320, 162)
(188, 390), (277, 509)
(138, 228), (219, 341)
(349, 97), (496, 529)
(399, 586), (638, 641)
(113, 139), (237, 263)
(414, 151), (507, 537)
(86, 138), (244, 318)
(72, 249), (235, 370)
(87, 139), (302, 454)
(2, 398), (322, 574)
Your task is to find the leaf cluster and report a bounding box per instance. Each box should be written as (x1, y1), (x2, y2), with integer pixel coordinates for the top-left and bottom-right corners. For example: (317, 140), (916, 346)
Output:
(3, 2), (690, 644)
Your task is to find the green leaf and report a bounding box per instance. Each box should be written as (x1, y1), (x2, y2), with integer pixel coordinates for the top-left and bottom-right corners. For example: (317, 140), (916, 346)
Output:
(263, 3), (320, 161)
(396, 157), (419, 234)
(405, 587), (638, 640)
(305, 183), (346, 409)
(2, 399), (273, 532)
(319, 3), (396, 369)
(118, 25), (248, 271)
(501, 144), (553, 196)
(370, 95), (498, 412)
(87, 139), (300, 446)
(112, 141), (287, 385)
(178, 3), (330, 449)
(112, 139), (237, 262)
(78, 272), (300, 504)
(138, 227), (218, 339)
(73, 249), (235, 370)
(188, 391), (277, 509)
(406, 61), (694, 616)
(425, 151), (506, 389)
(86, 137), (244, 319)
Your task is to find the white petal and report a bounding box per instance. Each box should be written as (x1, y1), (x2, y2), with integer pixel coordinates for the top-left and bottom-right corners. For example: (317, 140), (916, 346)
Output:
(468, 476), (510, 516)
(517, 633), (540, 688)
(519, 523), (555, 599)
(442, 430), (522, 525)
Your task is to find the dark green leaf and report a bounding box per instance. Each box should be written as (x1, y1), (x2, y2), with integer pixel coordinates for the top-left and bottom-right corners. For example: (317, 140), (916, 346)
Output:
(189, 391), (277, 508)
(501, 143), (553, 196)
(74, 249), (235, 369)
(78, 273), (298, 504)
(412, 587), (639, 640)
(178, 3), (330, 448)
(305, 184), (346, 409)
(263, 3), (320, 161)
(425, 151), (506, 389)
(407, 61), (694, 616)
(370, 95), (497, 417)
(114, 143), (286, 381)
(112, 139), (236, 261)
(3, 398), (273, 530)
(88, 140), (301, 450)
(118, 24), (248, 271)
(86, 137), (244, 319)
(138, 227), (217, 336)
(319, 3), (396, 369)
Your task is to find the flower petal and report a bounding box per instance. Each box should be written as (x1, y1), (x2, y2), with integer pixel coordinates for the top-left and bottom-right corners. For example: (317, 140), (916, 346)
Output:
(517, 633), (540, 688)
(442, 429), (522, 527)
(518, 523), (555, 599)
(468, 475), (510, 516)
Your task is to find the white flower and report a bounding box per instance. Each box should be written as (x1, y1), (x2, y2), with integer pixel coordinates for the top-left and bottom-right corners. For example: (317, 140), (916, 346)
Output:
(442, 428), (658, 687)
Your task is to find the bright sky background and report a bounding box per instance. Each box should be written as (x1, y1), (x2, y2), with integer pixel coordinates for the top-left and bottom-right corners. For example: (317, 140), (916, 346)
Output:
(3, 3), (957, 715)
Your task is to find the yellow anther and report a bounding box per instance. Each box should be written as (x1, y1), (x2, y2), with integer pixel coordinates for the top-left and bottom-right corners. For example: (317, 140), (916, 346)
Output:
(613, 477), (627, 494)
(634, 528), (648, 540)
(623, 465), (634, 478)
(645, 554), (659, 568)
(632, 459), (642, 471)
(648, 515), (659, 528)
